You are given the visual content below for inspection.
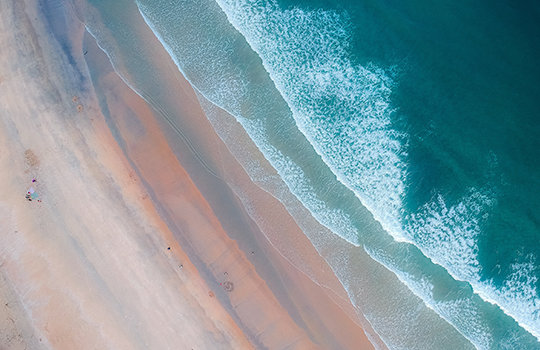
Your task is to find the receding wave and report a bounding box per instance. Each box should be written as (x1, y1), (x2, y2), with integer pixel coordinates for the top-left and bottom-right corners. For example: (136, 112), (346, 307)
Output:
(365, 247), (494, 349)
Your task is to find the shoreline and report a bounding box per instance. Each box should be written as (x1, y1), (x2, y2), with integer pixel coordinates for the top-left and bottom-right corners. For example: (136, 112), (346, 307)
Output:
(85, 11), (376, 349)
(0, 0), (378, 348)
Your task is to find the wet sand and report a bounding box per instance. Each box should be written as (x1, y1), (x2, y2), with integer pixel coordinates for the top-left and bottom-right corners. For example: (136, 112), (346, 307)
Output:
(0, 0), (377, 348)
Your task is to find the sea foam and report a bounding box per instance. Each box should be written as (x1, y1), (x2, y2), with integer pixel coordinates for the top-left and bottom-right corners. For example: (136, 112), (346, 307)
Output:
(213, 0), (540, 341)
(365, 247), (493, 350)
(214, 0), (409, 242)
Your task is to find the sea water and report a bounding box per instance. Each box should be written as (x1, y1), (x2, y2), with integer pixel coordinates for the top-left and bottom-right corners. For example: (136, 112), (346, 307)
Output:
(75, 0), (540, 348)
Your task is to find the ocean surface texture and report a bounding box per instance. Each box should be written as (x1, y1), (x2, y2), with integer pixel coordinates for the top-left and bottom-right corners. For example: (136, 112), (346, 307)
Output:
(78, 0), (540, 348)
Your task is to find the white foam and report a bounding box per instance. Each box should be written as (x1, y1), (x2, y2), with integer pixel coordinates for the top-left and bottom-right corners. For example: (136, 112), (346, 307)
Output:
(240, 117), (361, 245)
(406, 190), (492, 281)
(475, 256), (540, 341)
(407, 190), (540, 340)
(214, 0), (410, 243)
(212, 0), (540, 341)
(365, 248), (492, 350)
(137, 1), (251, 115)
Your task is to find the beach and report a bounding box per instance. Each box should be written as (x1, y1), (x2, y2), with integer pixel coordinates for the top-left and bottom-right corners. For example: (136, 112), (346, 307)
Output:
(0, 0), (376, 349)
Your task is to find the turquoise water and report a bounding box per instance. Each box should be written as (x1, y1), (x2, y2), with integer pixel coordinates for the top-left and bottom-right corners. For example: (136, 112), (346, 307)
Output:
(76, 0), (540, 348)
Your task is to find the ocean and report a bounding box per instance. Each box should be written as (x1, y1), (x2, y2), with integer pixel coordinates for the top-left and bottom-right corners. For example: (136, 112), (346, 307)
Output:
(74, 0), (540, 348)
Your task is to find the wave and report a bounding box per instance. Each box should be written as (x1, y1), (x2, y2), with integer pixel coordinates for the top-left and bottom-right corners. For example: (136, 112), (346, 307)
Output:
(134, 0), (367, 248)
(478, 256), (540, 342)
(133, 2), (477, 347)
(365, 247), (494, 349)
(212, 0), (540, 342)
(213, 0), (408, 242)
(406, 177), (540, 340)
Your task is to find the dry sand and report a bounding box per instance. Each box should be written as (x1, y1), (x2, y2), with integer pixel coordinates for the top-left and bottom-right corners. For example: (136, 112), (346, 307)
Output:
(0, 0), (377, 348)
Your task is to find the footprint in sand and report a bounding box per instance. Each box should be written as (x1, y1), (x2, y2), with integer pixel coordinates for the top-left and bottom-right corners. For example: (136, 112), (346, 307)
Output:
(222, 281), (234, 292)
(72, 96), (83, 112)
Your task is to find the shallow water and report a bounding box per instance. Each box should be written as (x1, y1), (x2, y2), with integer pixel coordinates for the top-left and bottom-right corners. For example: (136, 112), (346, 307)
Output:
(77, 0), (540, 348)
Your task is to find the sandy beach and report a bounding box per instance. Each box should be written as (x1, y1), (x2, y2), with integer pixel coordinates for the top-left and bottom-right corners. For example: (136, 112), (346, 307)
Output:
(0, 0), (376, 349)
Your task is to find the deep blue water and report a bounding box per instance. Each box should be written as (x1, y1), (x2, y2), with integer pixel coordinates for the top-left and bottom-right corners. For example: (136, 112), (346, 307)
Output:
(78, 0), (540, 348)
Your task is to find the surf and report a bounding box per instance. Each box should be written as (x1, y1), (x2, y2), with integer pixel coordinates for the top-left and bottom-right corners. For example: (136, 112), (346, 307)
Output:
(211, 0), (540, 343)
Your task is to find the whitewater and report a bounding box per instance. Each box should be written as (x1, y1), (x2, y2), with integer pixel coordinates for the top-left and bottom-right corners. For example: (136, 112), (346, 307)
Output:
(208, 0), (540, 345)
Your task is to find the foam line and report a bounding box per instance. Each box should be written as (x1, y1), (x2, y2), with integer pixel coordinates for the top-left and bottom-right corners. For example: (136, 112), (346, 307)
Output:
(365, 247), (491, 350)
